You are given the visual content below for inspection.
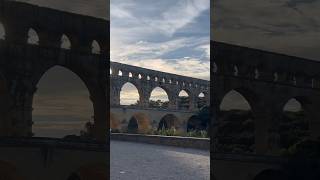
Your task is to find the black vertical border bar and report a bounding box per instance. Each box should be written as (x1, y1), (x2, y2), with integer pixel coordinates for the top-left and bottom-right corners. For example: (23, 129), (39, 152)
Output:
(106, 0), (111, 179)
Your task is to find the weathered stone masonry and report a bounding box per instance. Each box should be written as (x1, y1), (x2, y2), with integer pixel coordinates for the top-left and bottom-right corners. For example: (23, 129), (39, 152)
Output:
(0, 0), (109, 141)
(212, 41), (320, 154)
(110, 61), (210, 110)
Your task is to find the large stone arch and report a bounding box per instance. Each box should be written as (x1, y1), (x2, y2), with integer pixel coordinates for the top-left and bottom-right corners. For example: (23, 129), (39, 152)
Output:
(219, 87), (259, 113)
(32, 64), (107, 141)
(279, 95), (312, 114)
(158, 114), (180, 130)
(148, 86), (170, 109)
(177, 89), (192, 110)
(196, 91), (209, 108)
(119, 81), (141, 106)
(32, 65), (94, 137)
(217, 88), (257, 153)
(127, 112), (151, 134)
(278, 95), (312, 149)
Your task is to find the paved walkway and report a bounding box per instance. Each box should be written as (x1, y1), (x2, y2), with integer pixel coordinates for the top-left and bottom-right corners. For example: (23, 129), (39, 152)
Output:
(111, 140), (210, 180)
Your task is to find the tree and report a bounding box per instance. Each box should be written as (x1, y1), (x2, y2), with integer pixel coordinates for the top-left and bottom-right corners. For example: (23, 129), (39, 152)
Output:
(80, 121), (95, 138)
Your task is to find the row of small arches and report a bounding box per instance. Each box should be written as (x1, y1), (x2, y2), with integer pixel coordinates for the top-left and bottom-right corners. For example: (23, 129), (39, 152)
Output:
(110, 69), (208, 89)
(110, 113), (208, 134)
(120, 82), (207, 109)
(0, 23), (101, 54)
(213, 62), (319, 88)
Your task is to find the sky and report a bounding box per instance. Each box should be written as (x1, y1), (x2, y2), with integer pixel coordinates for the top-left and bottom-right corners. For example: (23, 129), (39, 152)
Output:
(111, 0), (210, 104)
(212, 0), (320, 61)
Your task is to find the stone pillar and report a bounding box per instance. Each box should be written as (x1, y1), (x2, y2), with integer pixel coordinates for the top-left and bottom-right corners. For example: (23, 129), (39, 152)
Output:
(254, 102), (282, 155)
(189, 93), (197, 111)
(304, 101), (320, 139)
(110, 84), (120, 106)
(38, 32), (61, 48)
(10, 79), (35, 137)
(168, 93), (178, 110)
(139, 86), (151, 108)
(91, 92), (108, 142)
(254, 111), (273, 154)
(211, 94), (220, 153)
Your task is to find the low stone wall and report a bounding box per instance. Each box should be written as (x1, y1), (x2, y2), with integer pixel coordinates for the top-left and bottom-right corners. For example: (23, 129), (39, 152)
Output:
(110, 133), (210, 150)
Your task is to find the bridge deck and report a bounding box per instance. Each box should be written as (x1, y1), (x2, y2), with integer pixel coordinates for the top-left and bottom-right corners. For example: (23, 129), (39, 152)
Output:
(110, 140), (210, 180)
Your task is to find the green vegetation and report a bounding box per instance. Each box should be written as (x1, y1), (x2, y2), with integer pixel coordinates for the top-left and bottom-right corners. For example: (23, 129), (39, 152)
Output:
(216, 110), (255, 153)
(215, 110), (310, 154)
(131, 100), (169, 108)
(151, 127), (208, 138)
(279, 111), (309, 149)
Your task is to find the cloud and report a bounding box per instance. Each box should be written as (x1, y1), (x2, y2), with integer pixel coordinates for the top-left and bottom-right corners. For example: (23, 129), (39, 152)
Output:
(213, 0), (320, 60)
(147, 0), (210, 36)
(118, 58), (210, 80)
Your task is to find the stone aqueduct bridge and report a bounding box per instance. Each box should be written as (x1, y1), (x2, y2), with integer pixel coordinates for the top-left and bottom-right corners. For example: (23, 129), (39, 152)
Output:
(0, 1), (108, 179)
(110, 62), (210, 132)
(212, 41), (320, 180)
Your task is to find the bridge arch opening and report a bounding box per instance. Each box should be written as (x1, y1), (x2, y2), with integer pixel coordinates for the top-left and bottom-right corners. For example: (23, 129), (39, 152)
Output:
(27, 28), (39, 45)
(218, 89), (255, 153)
(120, 82), (140, 106)
(178, 90), (190, 110)
(187, 106), (209, 132)
(197, 92), (207, 109)
(118, 70), (123, 76)
(158, 114), (179, 130)
(280, 97), (309, 149)
(32, 66), (93, 138)
(149, 87), (169, 109)
(127, 113), (151, 134)
(61, 34), (71, 49)
(91, 40), (101, 54)
(0, 23), (5, 40)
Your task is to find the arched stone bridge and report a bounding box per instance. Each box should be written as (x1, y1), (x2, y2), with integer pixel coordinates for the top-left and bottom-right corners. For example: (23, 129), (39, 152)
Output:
(110, 62), (210, 133)
(110, 61), (210, 109)
(0, 0), (108, 140)
(212, 41), (320, 180)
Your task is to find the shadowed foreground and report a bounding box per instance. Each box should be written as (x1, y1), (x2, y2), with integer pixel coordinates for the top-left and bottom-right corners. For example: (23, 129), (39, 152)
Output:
(111, 140), (210, 180)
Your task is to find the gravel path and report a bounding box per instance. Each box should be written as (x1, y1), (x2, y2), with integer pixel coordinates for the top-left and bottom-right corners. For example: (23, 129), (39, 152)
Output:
(111, 140), (210, 180)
